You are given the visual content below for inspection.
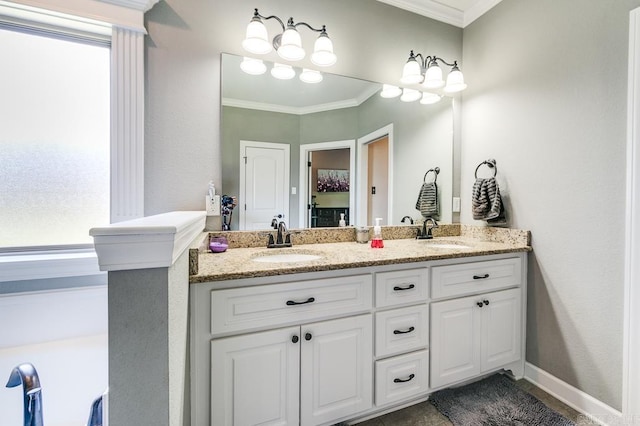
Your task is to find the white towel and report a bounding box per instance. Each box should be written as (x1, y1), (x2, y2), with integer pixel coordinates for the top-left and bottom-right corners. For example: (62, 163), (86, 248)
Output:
(416, 181), (439, 218)
(472, 177), (505, 223)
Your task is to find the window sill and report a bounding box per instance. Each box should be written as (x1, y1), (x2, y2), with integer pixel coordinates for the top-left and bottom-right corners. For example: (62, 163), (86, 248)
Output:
(0, 248), (102, 282)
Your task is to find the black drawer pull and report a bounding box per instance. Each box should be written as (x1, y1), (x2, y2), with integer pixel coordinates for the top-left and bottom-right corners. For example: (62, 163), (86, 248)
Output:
(393, 374), (415, 383)
(473, 274), (490, 280)
(476, 301), (484, 308)
(483, 300), (490, 306)
(292, 335), (299, 343)
(393, 326), (415, 335)
(286, 297), (315, 306)
(393, 284), (415, 291)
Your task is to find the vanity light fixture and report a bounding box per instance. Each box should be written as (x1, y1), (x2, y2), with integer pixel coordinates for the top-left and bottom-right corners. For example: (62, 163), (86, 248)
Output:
(242, 8), (337, 67)
(400, 50), (467, 93)
(299, 68), (323, 84)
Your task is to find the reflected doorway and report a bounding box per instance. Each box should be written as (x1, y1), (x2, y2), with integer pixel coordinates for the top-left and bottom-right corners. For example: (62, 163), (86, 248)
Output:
(357, 124), (394, 226)
(299, 140), (356, 228)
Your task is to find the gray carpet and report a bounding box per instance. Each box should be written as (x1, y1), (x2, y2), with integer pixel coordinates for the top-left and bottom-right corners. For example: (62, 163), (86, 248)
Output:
(429, 374), (575, 426)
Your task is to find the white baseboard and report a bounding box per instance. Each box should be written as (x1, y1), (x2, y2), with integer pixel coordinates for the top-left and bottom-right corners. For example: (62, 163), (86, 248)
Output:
(524, 362), (622, 425)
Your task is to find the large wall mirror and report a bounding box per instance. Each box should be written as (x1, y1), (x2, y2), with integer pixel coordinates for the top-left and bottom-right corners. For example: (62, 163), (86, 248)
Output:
(221, 53), (455, 230)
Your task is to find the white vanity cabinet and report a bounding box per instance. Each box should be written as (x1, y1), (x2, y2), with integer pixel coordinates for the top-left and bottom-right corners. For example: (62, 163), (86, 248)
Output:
(211, 315), (372, 426)
(429, 256), (525, 389)
(194, 273), (373, 426)
(191, 251), (527, 425)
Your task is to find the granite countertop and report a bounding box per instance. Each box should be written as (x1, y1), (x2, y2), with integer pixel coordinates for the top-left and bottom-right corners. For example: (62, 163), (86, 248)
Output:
(190, 225), (531, 283)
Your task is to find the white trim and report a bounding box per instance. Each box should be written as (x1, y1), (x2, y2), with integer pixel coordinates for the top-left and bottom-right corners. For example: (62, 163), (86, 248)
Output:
(0, 249), (101, 282)
(524, 363), (622, 425)
(356, 124), (394, 226)
(463, 0), (503, 27)
(238, 141), (291, 230)
(376, 0), (463, 27)
(98, 0), (159, 12)
(624, 6), (640, 420)
(90, 211), (206, 271)
(222, 86), (379, 116)
(110, 26), (144, 222)
(298, 140), (356, 228)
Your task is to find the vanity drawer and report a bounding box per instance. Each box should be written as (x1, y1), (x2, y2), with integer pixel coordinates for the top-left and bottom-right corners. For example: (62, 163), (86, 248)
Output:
(375, 305), (429, 358)
(375, 350), (429, 406)
(431, 257), (522, 300)
(375, 268), (428, 308)
(210, 274), (372, 336)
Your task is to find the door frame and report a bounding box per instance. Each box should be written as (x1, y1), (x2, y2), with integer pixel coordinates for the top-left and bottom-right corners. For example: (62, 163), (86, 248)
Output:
(239, 140), (290, 229)
(624, 6), (640, 418)
(356, 124), (394, 226)
(298, 140), (356, 228)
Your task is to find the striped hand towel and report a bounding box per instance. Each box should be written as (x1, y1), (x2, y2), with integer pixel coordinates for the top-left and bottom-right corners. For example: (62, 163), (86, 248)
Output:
(416, 181), (439, 218)
(472, 177), (505, 223)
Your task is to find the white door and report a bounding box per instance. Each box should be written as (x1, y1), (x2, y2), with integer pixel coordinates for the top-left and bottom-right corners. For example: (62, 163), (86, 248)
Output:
(430, 295), (482, 389)
(211, 327), (300, 426)
(240, 141), (290, 230)
(300, 315), (373, 426)
(481, 288), (522, 371)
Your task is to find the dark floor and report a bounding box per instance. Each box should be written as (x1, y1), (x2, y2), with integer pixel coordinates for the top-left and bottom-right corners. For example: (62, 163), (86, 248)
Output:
(355, 379), (589, 425)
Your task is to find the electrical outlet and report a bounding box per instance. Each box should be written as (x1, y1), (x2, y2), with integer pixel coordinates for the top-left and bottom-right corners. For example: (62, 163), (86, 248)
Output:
(291, 187), (297, 195)
(206, 195), (221, 216)
(452, 197), (461, 212)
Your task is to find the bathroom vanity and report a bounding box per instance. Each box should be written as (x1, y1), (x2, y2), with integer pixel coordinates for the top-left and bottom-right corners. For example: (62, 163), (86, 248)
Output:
(189, 228), (530, 426)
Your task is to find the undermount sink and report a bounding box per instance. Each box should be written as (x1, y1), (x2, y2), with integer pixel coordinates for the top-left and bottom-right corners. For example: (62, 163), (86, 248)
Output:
(422, 240), (473, 249)
(252, 252), (322, 263)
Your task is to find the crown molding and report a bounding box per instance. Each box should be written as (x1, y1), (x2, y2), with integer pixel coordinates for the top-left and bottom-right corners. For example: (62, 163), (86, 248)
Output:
(463, 0), (502, 27)
(222, 85), (380, 116)
(377, 0), (464, 28)
(97, 0), (159, 12)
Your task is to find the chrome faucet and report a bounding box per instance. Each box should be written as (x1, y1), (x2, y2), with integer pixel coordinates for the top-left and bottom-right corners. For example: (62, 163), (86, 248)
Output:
(401, 216), (414, 224)
(266, 221), (293, 248)
(6, 363), (44, 426)
(417, 217), (438, 240)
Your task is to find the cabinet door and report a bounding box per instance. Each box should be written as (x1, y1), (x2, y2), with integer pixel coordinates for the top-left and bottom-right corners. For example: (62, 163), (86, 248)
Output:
(430, 295), (482, 389)
(481, 288), (522, 371)
(300, 315), (373, 426)
(211, 327), (300, 426)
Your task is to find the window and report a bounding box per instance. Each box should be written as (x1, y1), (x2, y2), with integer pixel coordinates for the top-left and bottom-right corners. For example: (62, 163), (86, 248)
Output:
(0, 27), (110, 249)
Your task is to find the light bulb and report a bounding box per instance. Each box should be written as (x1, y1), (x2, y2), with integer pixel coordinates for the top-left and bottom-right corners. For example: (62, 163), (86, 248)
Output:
(400, 58), (423, 84)
(242, 18), (272, 55)
(444, 68), (467, 93)
(423, 62), (445, 89)
(240, 57), (267, 75)
(300, 68), (322, 83)
(400, 88), (421, 102)
(420, 92), (441, 105)
(271, 63), (295, 80)
(311, 32), (336, 66)
(380, 84), (402, 98)
(278, 27), (305, 61)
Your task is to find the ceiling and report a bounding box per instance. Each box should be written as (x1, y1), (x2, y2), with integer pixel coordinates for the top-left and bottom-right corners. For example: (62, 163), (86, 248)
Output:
(376, 0), (502, 28)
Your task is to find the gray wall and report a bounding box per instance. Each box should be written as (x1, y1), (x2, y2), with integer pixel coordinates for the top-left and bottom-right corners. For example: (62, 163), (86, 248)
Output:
(144, 0), (462, 215)
(462, 0), (640, 410)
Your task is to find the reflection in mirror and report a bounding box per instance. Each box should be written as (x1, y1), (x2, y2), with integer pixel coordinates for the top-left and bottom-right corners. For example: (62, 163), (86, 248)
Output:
(221, 53), (454, 230)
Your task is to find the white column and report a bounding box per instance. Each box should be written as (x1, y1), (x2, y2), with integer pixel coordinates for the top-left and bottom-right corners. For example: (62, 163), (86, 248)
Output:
(110, 26), (145, 223)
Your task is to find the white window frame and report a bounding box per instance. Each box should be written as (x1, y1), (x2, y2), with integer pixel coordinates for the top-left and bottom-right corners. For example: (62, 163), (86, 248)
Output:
(0, 0), (157, 282)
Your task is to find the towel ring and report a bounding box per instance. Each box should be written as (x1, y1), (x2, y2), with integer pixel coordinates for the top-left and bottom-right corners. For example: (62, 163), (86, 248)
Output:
(474, 159), (497, 179)
(423, 167), (440, 183)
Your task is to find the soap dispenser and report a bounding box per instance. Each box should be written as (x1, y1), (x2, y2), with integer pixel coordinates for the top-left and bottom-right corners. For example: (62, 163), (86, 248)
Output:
(339, 212), (346, 227)
(371, 218), (384, 248)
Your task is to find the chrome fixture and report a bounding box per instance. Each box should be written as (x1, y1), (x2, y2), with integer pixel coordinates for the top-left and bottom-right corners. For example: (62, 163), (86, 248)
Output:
(401, 216), (414, 224)
(400, 50), (467, 93)
(381, 50), (466, 104)
(417, 217), (439, 240)
(6, 363), (44, 426)
(242, 8), (337, 67)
